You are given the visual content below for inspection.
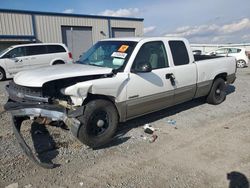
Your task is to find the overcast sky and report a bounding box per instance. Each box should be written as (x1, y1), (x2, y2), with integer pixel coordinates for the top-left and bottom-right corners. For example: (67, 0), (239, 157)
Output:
(1, 0), (250, 43)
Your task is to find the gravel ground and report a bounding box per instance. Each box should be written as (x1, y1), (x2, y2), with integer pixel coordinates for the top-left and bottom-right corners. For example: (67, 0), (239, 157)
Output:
(1, 68), (250, 188)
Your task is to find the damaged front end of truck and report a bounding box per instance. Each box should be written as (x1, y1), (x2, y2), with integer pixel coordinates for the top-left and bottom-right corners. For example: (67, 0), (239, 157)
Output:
(4, 74), (107, 168)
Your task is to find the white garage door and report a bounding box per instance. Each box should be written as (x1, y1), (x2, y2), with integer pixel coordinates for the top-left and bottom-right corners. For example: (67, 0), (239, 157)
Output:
(112, 28), (135, 38)
(62, 26), (93, 61)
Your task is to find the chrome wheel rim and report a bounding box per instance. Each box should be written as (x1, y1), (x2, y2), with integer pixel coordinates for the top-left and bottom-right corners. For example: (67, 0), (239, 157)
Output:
(237, 60), (245, 68)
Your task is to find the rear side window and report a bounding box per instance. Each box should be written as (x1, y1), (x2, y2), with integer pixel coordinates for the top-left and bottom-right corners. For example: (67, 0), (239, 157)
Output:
(228, 48), (241, 53)
(26, 45), (47, 56)
(169, 41), (189, 66)
(47, 45), (66, 53)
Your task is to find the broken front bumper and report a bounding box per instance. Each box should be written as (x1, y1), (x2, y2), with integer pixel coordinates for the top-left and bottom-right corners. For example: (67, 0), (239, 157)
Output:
(4, 101), (83, 168)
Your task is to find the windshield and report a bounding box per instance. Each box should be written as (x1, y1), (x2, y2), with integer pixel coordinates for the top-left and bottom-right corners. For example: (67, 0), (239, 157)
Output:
(77, 41), (137, 71)
(0, 47), (12, 57)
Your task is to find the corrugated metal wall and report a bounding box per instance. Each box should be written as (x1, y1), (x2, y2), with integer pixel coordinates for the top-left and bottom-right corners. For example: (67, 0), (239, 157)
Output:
(34, 15), (110, 43)
(0, 10), (144, 49)
(0, 12), (33, 35)
(110, 20), (143, 37)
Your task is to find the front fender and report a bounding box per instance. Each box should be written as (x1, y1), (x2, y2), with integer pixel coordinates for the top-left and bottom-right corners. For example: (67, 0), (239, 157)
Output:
(62, 73), (129, 106)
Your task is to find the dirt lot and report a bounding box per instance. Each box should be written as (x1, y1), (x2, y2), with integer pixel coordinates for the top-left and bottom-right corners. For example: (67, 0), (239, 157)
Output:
(0, 68), (250, 188)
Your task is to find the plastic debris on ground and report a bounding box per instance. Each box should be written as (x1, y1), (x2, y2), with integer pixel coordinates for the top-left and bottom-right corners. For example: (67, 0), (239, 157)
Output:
(142, 124), (158, 143)
(149, 134), (158, 143)
(143, 124), (155, 134)
(167, 119), (176, 125)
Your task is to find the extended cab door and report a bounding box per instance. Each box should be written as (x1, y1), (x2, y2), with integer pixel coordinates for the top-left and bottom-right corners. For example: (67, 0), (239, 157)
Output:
(126, 41), (175, 119)
(168, 40), (197, 104)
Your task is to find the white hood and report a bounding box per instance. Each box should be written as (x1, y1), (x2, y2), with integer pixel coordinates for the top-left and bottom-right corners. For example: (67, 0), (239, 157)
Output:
(14, 64), (113, 87)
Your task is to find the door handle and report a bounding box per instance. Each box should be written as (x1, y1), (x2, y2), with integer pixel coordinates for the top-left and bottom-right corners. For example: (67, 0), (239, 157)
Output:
(15, 59), (22, 63)
(165, 73), (175, 80)
(165, 73), (175, 86)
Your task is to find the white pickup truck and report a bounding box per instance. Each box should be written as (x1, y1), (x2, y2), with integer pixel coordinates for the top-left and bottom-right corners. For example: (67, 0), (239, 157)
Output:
(4, 37), (236, 168)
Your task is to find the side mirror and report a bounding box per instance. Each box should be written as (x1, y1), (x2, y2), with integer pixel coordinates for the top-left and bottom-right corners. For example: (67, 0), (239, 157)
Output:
(132, 61), (152, 73)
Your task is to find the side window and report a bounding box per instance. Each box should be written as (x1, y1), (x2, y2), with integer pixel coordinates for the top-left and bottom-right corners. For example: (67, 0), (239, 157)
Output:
(169, 41), (189, 66)
(3, 47), (26, 58)
(215, 48), (227, 54)
(26, 45), (47, 56)
(132, 41), (168, 70)
(229, 48), (241, 53)
(47, 45), (66, 53)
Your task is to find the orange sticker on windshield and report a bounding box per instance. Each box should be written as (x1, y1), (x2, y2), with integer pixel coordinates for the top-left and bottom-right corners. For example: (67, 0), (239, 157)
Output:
(118, 45), (129, 52)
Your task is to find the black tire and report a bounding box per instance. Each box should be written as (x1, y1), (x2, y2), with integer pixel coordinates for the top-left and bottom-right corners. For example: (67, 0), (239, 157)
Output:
(77, 99), (118, 148)
(0, 68), (6, 81)
(207, 78), (227, 105)
(52, 60), (65, 65)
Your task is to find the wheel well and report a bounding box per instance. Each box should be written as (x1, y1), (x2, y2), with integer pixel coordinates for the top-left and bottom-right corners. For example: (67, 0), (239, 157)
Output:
(83, 93), (120, 119)
(0, 66), (6, 75)
(83, 93), (115, 105)
(214, 73), (227, 81)
(237, 59), (246, 63)
(52, 60), (65, 65)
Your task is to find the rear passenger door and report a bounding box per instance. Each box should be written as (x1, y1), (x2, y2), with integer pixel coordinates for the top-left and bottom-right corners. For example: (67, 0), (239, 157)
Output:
(168, 40), (197, 104)
(126, 41), (175, 119)
(25, 45), (49, 69)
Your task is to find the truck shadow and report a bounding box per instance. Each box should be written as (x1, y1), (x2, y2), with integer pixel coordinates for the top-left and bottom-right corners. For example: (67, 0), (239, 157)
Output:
(97, 85), (236, 149)
(30, 122), (59, 166)
(227, 85), (235, 95)
(227, 171), (249, 188)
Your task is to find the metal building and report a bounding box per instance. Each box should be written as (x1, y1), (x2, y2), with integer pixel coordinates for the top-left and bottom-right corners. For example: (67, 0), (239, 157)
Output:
(191, 43), (250, 54)
(0, 9), (144, 60)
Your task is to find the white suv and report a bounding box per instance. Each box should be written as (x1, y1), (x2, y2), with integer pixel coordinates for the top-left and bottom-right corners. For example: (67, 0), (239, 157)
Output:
(0, 43), (73, 81)
(207, 47), (249, 68)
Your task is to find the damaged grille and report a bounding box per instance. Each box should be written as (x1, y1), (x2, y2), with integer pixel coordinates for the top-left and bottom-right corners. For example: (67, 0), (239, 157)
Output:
(7, 81), (44, 102)
(9, 81), (43, 97)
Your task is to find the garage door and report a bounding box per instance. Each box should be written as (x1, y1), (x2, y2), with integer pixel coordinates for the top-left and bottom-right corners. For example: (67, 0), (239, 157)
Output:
(62, 26), (93, 61)
(112, 28), (135, 38)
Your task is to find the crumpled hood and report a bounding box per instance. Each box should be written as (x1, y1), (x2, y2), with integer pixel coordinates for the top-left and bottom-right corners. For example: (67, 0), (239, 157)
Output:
(14, 64), (113, 87)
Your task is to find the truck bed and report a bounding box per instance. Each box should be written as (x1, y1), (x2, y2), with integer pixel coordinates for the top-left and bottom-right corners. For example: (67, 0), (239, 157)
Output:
(194, 55), (224, 61)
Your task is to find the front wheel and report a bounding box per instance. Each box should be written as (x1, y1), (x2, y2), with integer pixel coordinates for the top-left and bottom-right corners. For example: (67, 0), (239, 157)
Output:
(236, 60), (246, 68)
(0, 68), (6, 81)
(77, 99), (118, 148)
(207, 78), (227, 105)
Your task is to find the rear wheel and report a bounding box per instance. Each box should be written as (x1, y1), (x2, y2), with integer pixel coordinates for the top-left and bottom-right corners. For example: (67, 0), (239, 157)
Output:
(0, 68), (6, 81)
(207, 78), (227, 105)
(77, 99), (118, 148)
(236, 60), (246, 68)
